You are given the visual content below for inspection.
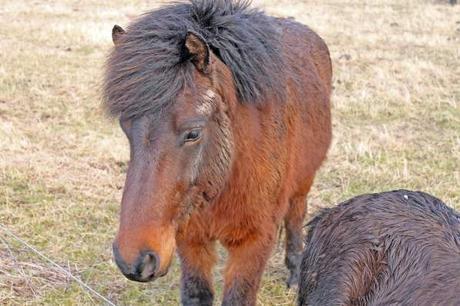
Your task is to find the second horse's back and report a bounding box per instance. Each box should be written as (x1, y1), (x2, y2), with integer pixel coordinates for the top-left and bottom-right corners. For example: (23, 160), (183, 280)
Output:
(299, 190), (460, 306)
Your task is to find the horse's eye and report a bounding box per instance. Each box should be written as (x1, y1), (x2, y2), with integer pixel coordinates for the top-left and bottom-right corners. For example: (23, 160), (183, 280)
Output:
(184, 129), (201, 143)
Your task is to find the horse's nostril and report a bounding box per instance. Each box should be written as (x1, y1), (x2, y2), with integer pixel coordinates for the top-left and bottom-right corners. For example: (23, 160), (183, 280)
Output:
(138, 251), (158, 280)
(113, 244), (160, 282)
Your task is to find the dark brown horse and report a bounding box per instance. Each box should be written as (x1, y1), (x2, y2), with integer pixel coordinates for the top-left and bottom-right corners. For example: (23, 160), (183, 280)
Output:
(104, 1), (332, 304)
(298, 190), (460, 305)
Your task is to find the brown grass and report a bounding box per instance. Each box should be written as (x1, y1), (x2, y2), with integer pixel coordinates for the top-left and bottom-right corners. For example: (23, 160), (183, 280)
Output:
(0, 0), (459, 304)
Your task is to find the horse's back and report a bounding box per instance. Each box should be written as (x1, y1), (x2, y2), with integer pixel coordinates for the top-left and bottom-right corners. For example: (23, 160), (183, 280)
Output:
(275, 18), (332, 191)
(278, 18), (332, 94)
(298, 190), (460, 305)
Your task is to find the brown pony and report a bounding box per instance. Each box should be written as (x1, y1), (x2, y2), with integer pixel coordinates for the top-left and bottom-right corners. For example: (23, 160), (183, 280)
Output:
(298, 190), (460, 305)
(103, 1), (332, 305)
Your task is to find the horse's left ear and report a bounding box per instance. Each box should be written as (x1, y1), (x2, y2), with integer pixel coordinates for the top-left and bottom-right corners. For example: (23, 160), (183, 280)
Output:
(112, 25), (126, 46)
(184, 31), (210, 73)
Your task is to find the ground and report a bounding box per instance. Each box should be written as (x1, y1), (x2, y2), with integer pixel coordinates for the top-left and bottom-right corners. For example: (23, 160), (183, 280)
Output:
(0, 0), (459, 305)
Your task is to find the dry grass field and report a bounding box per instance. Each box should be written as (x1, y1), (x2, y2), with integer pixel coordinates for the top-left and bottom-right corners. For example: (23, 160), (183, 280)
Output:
(0, 0), (459, 305)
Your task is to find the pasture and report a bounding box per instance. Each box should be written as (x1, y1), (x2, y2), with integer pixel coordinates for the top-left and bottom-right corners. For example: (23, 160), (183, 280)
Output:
(0, 0), (459, 304)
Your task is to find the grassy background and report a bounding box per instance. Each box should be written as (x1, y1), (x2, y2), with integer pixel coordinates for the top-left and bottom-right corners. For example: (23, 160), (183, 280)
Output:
(0, 0), (459, 304)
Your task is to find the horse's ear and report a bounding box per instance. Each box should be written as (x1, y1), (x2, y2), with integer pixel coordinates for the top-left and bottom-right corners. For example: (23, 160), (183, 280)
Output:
(184, 31), (210, 73)
(112, 25), (126, 46)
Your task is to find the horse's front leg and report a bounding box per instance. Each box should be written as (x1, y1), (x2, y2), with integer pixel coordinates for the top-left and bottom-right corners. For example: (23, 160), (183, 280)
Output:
(176, 229), (216, 306)
(284, 195), (308, 288)
(221, 226), (277, 306)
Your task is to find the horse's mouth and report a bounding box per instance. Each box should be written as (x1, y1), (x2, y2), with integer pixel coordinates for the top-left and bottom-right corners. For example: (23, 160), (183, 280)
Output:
(157, 269), (169, 278)
(122, 267), (169, 283)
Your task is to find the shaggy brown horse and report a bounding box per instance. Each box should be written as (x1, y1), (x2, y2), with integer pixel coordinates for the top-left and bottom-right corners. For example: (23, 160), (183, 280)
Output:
(299, 190), (460, 305)
(104, 0), (332, 304)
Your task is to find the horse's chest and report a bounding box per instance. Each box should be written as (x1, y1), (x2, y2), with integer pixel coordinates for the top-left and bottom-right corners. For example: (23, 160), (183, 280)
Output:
(202, 187), (286, 242)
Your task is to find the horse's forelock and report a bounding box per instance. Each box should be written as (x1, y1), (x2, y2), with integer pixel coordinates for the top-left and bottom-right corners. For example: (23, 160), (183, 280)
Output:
(103, 0), (285, 119)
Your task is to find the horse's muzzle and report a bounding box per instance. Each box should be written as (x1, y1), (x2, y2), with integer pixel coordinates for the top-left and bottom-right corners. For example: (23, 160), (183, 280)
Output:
(112, 244), (161, 282)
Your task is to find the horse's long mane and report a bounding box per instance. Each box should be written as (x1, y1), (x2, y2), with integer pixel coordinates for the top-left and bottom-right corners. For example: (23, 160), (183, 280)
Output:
(104, 0), (284, 119)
